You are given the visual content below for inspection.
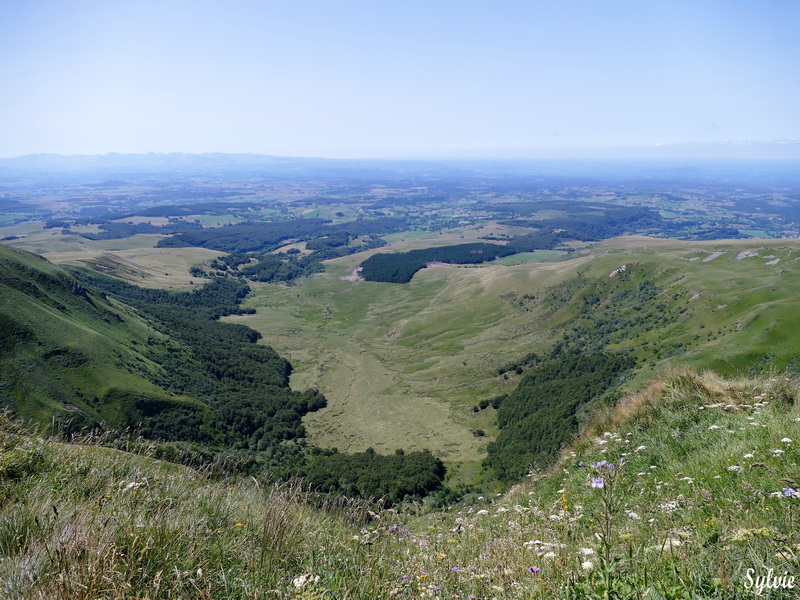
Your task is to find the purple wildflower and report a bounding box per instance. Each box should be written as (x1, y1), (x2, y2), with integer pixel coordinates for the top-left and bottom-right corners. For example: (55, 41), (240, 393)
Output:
(592, 460), (608, 469)
(784, 486), (797, 498)
(388, 523), (411, 536)
(528, 566), (541, 573)
(579, 461), (585, 467)
(591, 477), (605, 489)
(451, 566), (459, 572)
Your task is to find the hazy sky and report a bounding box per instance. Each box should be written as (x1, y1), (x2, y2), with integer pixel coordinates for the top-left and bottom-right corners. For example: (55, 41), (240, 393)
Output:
(2, 0), (799, 159)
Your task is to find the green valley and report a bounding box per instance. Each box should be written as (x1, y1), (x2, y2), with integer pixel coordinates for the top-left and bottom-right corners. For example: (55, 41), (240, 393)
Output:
(3, 154), (800, 597)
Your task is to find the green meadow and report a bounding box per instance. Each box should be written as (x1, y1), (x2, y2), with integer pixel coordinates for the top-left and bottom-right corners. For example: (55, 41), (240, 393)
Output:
(220, 235), (800, 480)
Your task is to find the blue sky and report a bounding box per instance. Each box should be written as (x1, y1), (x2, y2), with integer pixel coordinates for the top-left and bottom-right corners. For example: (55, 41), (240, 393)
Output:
(1, 0), (799, 158)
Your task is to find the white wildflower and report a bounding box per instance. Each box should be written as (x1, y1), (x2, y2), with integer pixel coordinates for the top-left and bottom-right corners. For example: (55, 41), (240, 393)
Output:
(708, 425), (720, 430)
(781, 438), (793, 444)
(579, 547), (595, 556)
(293, 574), (320, 589)
(581, 560), (595, 570)
(728, 465), (743, 472)
(659, 500), (679, 513)
(743, 453), (754, 459)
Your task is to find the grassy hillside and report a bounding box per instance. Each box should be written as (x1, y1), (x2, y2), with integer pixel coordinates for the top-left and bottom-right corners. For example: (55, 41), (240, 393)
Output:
(0, 243), (188, 429)
(1, 369), (797, 599)
(0, 244), (327, 452)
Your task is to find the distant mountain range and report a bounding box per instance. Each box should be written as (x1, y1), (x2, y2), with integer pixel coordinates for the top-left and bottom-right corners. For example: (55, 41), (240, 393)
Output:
(2, 151), (800, 184)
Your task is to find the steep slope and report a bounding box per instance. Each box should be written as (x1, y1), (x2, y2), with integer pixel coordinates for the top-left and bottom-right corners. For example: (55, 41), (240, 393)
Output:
(0, 244), (325, 449)
(0, 370), (796, 599)
(0, 243), (201, 431)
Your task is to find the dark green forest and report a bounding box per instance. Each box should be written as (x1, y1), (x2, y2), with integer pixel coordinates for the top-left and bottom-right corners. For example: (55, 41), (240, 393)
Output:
(71, 271), (325, 448)
(158, 217), (409, 253)
(303, 448), (446, 507)
(484, 352), (634, 482)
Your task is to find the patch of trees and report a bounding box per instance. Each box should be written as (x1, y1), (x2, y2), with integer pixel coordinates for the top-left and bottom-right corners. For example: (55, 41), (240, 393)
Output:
(71, 271), (251, 317)
(70, 270), (327, 449)
(360, 243), (517, 283)
(302, 448), (446, 506)
(158, 218), (331, 252)
(484, 353), (634, 482)
(690, 227), (744, 240)
(158, 217), (409, 254)
(43, 219), (69, 229)
(498, 206), (669, 241)
(359, 228), (575, 284)
(192, 232), (388, 285)
(239, 255), (304, 283)
(306, 231), (351, 250)
(79, 220), (202, 240)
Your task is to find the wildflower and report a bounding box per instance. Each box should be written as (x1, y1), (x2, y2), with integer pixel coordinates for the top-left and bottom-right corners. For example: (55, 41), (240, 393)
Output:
(708, 425), (720, 430)
(659, 500), (679, 512)
(451, 566), (459, 572)
(727, 465), (743, 472)
(590, 477), (604, 489)
(772, 449), (785, 455)
(419, 572), (427, 579)
(527, 566), (541, 573)
(293, 574), (320, 589)
(579, 547), (595, 556)
(743, 453), (754, 459)
(235, 522), (243, 527)
(581, 560), (594, 570)
(782, 438), (793, 444)
(784, 487), (799, 498)
(578, 461), (585, 467)
(388, 524), (403, 535)
(592, 460), (608, 468)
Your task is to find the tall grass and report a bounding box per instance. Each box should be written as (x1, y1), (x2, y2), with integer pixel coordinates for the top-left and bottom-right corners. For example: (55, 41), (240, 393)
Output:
(1, 369), (799, 598)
